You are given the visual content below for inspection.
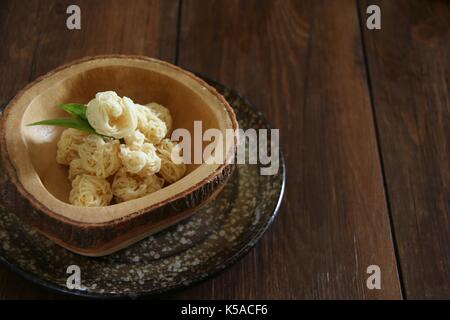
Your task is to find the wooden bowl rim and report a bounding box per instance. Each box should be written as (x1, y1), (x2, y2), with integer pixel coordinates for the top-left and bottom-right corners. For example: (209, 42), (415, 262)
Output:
(0, 55), (238, 227)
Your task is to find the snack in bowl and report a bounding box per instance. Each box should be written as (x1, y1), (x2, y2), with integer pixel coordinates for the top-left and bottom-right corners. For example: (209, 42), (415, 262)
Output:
(0, 56), (238, 256)
(30, 90), (186, 207)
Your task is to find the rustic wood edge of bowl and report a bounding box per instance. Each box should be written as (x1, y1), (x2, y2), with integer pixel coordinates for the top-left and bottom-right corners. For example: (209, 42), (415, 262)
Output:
(0, 55), (238, 254)
(41, 171), (232, 256)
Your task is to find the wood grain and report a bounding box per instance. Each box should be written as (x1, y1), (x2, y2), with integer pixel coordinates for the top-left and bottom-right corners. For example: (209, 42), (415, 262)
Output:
(0, 0), (41, 108)
(174, 0), (401, 299)
(27, 0), (179, 79)
(359, 0), (450, 299)
(0, 0), (179, 299)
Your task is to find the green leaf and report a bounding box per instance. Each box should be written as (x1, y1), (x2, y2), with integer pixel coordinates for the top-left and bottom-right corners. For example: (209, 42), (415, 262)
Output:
(58, 103), (87, 119)
(27, 118), (95, 133)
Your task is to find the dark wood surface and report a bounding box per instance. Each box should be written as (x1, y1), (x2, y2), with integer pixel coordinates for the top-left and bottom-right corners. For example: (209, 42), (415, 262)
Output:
(0, 0), (448, 299)
(360, 0), (450, 299)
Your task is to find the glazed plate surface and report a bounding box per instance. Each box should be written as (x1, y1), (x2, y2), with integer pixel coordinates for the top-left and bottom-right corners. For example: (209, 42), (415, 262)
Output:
(0, 79), (285, 298)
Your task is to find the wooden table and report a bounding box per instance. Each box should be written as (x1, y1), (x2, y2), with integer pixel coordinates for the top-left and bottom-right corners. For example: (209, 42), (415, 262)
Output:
(0, 0), (449, 299)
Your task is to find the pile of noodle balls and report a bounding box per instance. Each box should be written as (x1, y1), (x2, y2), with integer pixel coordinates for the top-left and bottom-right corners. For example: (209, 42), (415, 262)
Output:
(56, 91), (186, 207)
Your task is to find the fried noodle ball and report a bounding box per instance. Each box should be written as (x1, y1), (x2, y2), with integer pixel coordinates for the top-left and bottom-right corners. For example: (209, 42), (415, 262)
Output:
(156, 138), (187, 184)
(86, 91), (138, 139)
(112, 168), (164, 202)
(77, 135), (121, 178)
(56, 128), (89, 165)
(69, 174), (113, 207)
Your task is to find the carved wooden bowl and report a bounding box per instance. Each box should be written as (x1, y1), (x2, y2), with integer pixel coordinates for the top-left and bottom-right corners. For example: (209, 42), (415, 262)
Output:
(0, 56), (238, 256)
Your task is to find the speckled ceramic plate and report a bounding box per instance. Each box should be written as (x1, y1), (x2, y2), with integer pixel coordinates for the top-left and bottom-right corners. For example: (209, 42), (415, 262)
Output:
(0, 77), (285, 298)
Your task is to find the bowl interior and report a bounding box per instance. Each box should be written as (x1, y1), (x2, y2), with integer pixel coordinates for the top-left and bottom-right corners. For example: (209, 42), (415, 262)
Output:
(3, 57), (236, 224)
(22, 66), (219, 202)
(22, 65), (220, 203)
